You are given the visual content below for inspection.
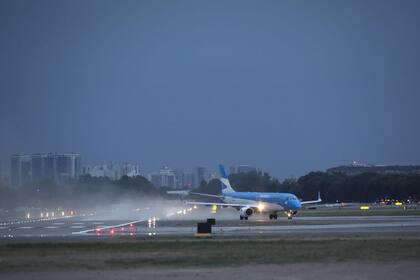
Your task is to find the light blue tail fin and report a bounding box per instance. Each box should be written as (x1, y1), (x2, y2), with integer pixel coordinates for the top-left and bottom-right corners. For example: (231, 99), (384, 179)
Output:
(219, 164), (235, 193)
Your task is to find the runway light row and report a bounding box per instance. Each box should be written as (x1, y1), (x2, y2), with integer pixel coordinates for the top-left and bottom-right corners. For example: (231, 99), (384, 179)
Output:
(167, 206), (196, 218)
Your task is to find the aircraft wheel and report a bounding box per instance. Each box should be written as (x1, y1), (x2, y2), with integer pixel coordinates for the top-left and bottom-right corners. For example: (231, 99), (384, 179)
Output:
(245, 217), (248, 220)
(274, 214), (278, 220)
(240, 216), (243, 220)
(269, 214), (273, 220)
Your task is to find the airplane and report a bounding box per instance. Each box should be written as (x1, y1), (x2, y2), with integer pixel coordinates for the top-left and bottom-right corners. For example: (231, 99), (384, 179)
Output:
(187, 165), (321, 220)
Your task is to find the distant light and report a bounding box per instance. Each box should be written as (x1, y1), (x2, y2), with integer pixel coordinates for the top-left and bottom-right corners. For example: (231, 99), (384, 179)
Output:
(110, 228), (115, 235)
(360, 206), (370, 210)
(62, 211), (65, 216)
(27, 213), (30, 219)
(395, 202), (403, 206)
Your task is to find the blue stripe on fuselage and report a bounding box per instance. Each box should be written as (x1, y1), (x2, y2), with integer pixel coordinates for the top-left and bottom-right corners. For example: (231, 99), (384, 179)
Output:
(224, 192), (301, 211)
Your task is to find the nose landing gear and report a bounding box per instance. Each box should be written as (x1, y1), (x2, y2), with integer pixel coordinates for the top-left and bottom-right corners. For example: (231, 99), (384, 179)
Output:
(269, 213), (278, 220)
(286, 210), (298, 220)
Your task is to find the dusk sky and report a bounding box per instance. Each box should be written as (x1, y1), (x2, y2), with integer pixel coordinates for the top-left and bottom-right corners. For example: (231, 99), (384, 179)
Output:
(1, 0), (419, 178)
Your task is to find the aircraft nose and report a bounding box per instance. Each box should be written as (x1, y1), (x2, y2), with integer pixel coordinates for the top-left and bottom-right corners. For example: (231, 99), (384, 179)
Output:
(291, 201), (301, 210)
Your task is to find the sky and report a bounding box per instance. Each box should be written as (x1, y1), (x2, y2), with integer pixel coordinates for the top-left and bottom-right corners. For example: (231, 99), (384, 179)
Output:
(1, 0), (419, 179)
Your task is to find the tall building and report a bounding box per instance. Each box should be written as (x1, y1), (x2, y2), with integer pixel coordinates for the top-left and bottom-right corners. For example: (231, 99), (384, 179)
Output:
(117, 163), (141, 178)
(83, 165), (117, 180)
(174, 170), (185, 189)
(148, 166), (176, 188)
(10, 153), (81, 187)
(194, 166), (206, 187)
(31, 153), (56, 183)
(183, 172), (196, 189)
(11, 154), (32, 187)
(81, 163), (141, 180)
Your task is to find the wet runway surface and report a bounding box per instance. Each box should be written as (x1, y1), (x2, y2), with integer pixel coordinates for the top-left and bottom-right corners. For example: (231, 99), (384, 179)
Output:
(1, 214), (420, 242)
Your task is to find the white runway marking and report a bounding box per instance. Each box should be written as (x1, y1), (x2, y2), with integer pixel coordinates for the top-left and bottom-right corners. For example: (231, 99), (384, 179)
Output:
(53, 222), (65, 225)
(72, 222), (85, 225)
(73, 219), (144, 234)
(45, 226), (59, 229)
(70, 226), (86, 229)
(93, 222), (104, 225)
(17, 227), (33, 230)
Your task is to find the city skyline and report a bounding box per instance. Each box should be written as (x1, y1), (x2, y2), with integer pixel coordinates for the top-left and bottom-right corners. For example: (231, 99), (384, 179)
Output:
(6, 150), (420, 188)
(5, 151), (261, 188)
(2, 150), (419, 181)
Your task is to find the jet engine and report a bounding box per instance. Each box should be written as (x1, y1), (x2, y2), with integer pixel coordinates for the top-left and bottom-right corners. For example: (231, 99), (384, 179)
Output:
(239, 207), (254, 218)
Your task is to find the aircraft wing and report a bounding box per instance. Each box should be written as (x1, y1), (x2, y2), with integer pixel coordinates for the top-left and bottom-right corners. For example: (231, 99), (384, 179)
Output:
(186, 201), (258, 209)
(301, 199), (322, 205)
(301, 192), (322, 205)
(189, 192), (224, 199)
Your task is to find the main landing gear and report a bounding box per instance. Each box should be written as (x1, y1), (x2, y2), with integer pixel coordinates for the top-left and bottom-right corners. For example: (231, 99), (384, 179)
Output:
(269, 213), (278, 220)
(240, 216), (248, 220)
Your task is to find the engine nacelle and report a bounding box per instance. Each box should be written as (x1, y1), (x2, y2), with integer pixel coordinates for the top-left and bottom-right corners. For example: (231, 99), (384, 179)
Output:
(239, 207), (254, 218)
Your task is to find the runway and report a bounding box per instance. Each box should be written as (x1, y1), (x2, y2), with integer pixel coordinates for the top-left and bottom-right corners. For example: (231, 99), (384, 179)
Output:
(1, 214), (420, 242)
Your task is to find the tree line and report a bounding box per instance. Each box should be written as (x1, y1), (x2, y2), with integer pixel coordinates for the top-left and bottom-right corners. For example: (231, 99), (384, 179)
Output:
(194, 171), (420, 203)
